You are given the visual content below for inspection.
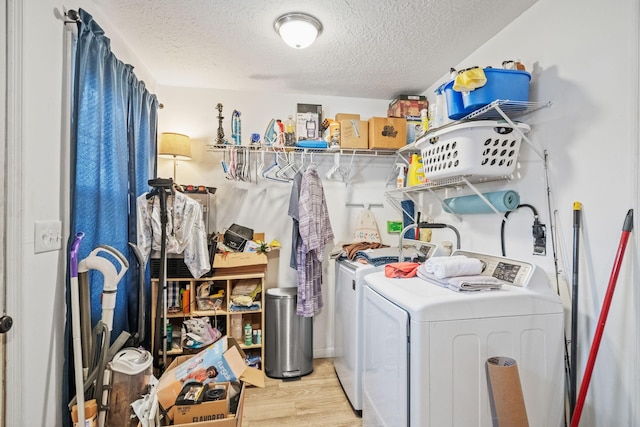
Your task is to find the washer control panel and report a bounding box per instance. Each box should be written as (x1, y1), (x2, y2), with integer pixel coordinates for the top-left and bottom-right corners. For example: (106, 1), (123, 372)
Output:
(452, 250), (533, 287)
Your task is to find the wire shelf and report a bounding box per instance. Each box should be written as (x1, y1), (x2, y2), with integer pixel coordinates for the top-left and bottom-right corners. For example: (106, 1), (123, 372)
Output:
(205, 144), (398, 158)
(462, 100), (552, 120)
(387, 175), (511, 195)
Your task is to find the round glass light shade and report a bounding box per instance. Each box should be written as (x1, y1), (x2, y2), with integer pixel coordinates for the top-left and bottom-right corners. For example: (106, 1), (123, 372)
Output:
(275, 13), (323, 49)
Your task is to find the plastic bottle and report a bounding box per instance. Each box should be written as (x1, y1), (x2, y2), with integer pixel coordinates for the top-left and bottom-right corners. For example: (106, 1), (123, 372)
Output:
(434, 89), (444, 128)
(244, 323), (253, 346)
(407, 154), (425, 186)
(256, 329), (262, 345)
(395, 163), (406, 188)
(420, 108), (429, 133)
(285, 115), (296, 146)
(182, 284), (190, 314)
(166, 322), (173, 346)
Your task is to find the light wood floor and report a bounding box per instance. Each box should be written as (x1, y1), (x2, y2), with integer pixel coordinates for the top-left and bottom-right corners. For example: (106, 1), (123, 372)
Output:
(243, 358), (362, 426)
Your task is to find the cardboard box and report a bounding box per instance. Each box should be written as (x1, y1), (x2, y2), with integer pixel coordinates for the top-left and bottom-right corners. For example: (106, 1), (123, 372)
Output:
(368, 117), (407, 150)
(339, 119), (368, 149)
(173, 384), (246, 427)
(388, 95), (428, 118)
(174, 383), (230, 425)
(157, 337), (264, 424)
(335, 113), (360, 122)
(213, 252), (267, 275)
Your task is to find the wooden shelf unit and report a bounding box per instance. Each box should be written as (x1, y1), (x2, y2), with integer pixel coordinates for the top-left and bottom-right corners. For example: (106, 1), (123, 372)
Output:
(151, 271), (266, 373)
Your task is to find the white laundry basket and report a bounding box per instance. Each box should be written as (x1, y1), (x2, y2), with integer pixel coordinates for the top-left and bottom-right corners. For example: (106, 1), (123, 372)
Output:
(417, 120), (530, 181)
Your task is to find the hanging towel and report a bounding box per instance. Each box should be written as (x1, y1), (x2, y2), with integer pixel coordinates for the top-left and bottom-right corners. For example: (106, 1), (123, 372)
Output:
(384, 262), (421, 278)
(424, 256), (484, 279)
(453, 67), (487, 92)
(353, 209), (382, 243)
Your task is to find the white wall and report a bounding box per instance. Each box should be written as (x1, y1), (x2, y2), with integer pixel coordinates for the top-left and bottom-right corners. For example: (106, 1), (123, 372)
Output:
(421, 0), (639, 425)
(10, 0), (639, 426)
(9, 2), (156, 426)
(157, 86), (401, 357)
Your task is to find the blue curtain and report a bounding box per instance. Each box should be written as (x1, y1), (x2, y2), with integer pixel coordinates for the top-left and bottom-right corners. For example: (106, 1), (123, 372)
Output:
(63, 9), (158, 426)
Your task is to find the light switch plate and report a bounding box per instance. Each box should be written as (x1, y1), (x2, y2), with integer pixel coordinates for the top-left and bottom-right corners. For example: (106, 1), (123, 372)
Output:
(34, 220), (62, 253)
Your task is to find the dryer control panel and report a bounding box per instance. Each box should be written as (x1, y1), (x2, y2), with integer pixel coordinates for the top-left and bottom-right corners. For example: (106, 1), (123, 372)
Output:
(452, 250), (534, 287)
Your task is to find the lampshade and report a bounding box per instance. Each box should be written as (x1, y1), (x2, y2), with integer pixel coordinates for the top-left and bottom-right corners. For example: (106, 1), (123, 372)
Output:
(274, 13), (323, 49)
(159, 132), (192, 160)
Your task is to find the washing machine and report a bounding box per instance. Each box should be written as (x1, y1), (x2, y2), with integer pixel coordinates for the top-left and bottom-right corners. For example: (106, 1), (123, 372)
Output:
(362, 250), (564, 427)
(334, 241), (441, 413)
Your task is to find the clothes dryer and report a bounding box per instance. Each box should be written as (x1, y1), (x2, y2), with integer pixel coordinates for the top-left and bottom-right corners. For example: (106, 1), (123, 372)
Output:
(362, 250), (564, 427)
(334, 241), (440, 413)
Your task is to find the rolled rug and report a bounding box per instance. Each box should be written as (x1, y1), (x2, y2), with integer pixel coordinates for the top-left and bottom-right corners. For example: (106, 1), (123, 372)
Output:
(442, 190), (520, 214)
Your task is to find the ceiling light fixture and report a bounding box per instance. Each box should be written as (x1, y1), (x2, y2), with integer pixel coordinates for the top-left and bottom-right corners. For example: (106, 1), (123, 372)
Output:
(274, 12), (323, 49)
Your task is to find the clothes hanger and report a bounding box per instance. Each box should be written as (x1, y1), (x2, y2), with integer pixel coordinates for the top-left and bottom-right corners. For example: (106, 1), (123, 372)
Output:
(262, 152), (290, 182)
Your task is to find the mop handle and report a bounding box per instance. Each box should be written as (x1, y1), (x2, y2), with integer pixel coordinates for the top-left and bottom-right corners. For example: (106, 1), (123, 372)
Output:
(571, 209), (633, 427)
(70, 232), (85, 278)
(70, 232), (86, 425)
(570, 201), (582, 415)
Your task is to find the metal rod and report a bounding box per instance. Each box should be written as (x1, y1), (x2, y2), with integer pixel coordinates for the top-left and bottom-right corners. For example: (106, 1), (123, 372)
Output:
(570, 202), (582, 416)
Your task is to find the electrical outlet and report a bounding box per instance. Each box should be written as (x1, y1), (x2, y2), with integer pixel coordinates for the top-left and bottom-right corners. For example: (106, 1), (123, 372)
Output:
(34, 220), (62, 253)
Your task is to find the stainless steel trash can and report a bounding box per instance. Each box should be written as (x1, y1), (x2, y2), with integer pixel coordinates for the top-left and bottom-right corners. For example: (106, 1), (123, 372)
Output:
(265, 287), (313, 379)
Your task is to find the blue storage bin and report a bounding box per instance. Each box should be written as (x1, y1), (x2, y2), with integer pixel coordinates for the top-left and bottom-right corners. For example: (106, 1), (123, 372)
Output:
(461, 68), (531, 112)
(442, 81), (478, 120)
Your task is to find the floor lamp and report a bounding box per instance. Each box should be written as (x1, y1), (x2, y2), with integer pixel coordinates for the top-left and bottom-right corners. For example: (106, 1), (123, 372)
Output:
(158, 132), (192, 182)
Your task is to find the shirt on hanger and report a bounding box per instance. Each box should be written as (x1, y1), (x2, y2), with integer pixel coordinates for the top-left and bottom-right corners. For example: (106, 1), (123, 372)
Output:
(136, 191), (210, 278)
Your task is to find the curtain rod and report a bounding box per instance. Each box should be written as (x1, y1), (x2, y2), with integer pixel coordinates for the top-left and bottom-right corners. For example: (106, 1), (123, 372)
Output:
(64, 9), (80, 24)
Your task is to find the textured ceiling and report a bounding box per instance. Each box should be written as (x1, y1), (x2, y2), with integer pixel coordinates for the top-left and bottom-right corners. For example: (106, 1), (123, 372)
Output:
(88, 0), (537, 100)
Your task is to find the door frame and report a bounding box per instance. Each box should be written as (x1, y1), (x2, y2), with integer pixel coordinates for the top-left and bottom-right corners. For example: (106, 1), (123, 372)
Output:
(4, 1), (24, 426)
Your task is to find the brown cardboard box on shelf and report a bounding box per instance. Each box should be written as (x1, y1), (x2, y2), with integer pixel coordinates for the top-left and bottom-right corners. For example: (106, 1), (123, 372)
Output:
(387, 95), (428, 118)
(335, 113), (360, 122)
(368, 117), (407, 150)
(157, 337), (264, 425)
(213, 232), (267, 275)
(339, 119), (369, 149)
(173, 383), (230, 425)
(213, 252), (267, 275)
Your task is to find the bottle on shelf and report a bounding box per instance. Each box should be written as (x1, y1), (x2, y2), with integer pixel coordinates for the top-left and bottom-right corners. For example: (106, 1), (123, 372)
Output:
(285, 115), (296, 146)
(407, 154), (425, 186)
(395, 163), (406, 189)
(420, 108), (429, 133)
(182, 284), (190, 314)
(244, 323), (253, 346)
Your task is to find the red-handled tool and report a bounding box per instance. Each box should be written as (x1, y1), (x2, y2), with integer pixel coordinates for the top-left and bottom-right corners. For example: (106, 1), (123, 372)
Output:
(571, 209), (633, 426)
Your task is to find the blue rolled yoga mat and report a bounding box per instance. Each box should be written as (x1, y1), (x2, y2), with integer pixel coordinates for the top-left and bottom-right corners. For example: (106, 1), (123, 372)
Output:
(442, 190), (520, 214)
(401, 200), (415, 238)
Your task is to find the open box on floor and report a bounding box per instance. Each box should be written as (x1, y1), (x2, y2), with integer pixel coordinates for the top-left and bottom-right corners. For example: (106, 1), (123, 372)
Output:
(157, 337), (264, 426)
(173, 382), (230, 425)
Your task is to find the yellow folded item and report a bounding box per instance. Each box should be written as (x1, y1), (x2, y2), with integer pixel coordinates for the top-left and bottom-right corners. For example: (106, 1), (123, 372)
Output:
(232, 295), (255, 306)
(453, 68), (487, 92)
